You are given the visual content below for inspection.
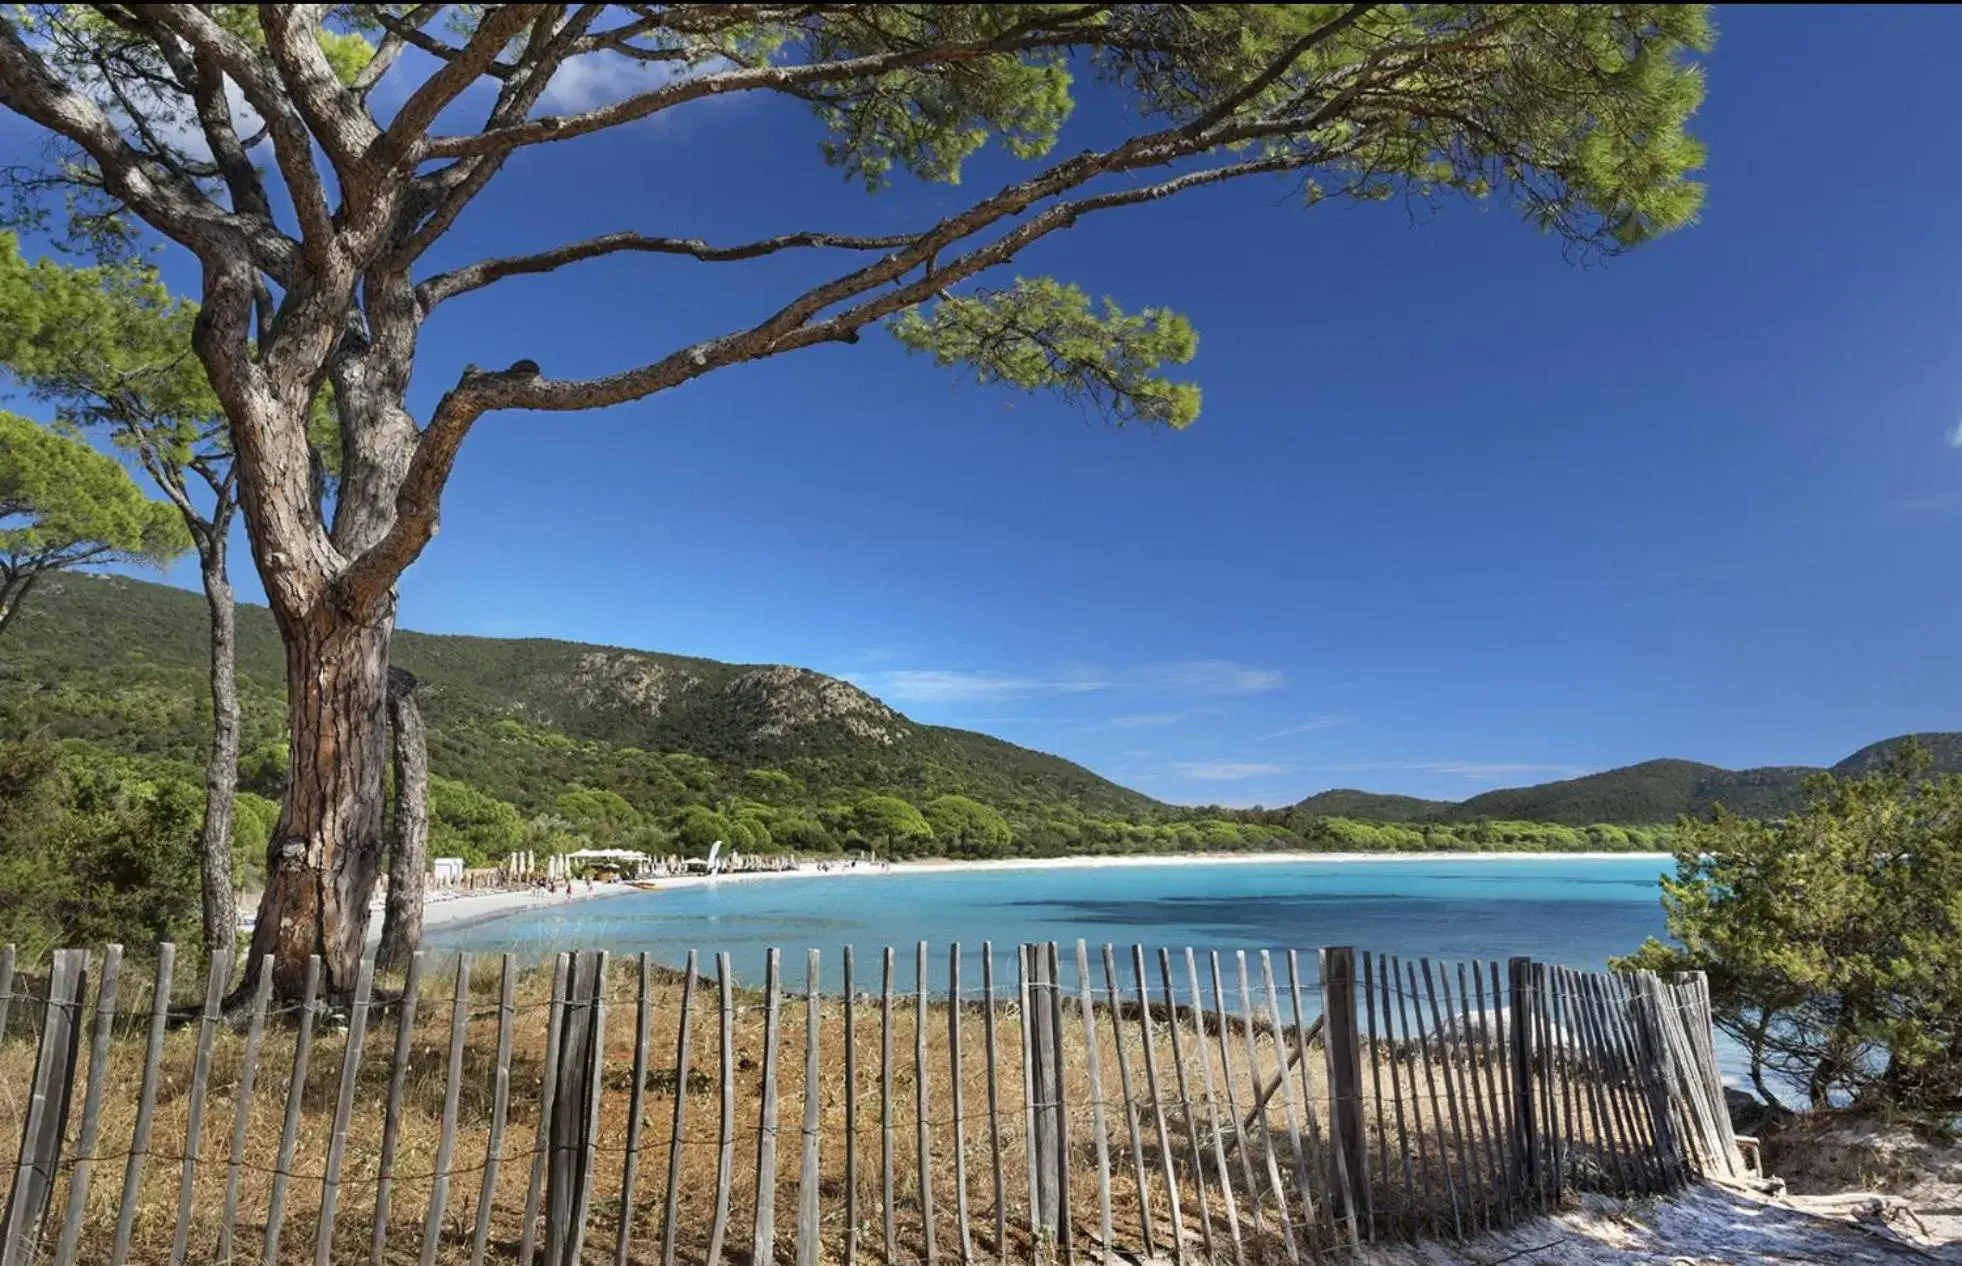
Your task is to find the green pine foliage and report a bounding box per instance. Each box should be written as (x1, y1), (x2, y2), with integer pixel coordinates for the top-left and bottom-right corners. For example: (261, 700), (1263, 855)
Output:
(0, 410), (188, 632)
(1616, 742), (1962, 1116)
(0, 739), (269, 959)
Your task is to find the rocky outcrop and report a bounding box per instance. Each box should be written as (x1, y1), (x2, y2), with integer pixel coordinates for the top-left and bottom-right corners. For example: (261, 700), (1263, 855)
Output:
(727, 666), (909, 745)
(566, 651), (703, 716)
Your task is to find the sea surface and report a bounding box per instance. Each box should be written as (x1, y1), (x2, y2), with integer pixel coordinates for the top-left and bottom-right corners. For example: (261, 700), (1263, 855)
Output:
(423, 856), (1675, 1000)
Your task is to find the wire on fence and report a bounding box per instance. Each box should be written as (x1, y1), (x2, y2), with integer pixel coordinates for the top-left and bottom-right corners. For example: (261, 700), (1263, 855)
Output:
(0, 941), (1735, 1265)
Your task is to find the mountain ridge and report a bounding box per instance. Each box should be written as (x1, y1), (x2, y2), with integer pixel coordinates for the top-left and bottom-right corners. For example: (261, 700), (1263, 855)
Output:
(5, 574), (1955, 833)
(1290, 741), (1962, 826)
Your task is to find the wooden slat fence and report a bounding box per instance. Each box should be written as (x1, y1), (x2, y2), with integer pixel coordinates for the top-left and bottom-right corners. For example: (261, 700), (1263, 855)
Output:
(0, 941), (1739, 1265)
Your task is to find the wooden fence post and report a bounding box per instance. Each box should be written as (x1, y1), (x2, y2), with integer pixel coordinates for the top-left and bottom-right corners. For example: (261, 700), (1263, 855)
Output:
(753, 947), (783, 1266)
(420, 955), (473, 1266)
(0, 944), (16, 1044)
(619, 955), (654, 1266)
(468, 956), (518, 1266)
(1026, 945), (1064, 1248)
(658, 952), (700, 1266)
(1625, 974), (1684, 1186)
(1506, 958), (1539, 1202)
(1104, 945), (1155, 1258)
(53, 945), (122, 1266)
(317, 956), (377, 1266)
(216, 957), (275, 1265)
(548, 950), (607, 1266)
(916, 942), (938, 1266)
(949, 943), (974, 1265)
(261, 955), (324, 1266)
(799, 949), (824, 1266)
(705, 954), (736, 1266)
(1320, 946), (1367, 1249)
(1, 948), (87, 1266)
(981, 944), (1007, 1259)
(371, 950), (425, 1266)
(111, 943), (175, 1266)
(844, 946), (860, 1266)
(170, 951), (228, 1266)
(1074, 942), (1114, 1262)
(520, 953), (572, 1266)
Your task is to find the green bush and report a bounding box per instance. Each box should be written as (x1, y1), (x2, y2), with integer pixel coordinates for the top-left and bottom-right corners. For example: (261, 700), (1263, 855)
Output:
(1616, 742), (1962, 1114)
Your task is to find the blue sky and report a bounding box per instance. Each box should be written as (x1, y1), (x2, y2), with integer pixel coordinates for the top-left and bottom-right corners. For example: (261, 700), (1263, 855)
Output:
(7, 7), (1961, 807)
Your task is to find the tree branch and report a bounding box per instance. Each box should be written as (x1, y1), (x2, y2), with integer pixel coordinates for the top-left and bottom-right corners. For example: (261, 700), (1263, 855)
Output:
(258, 6), (382, 183)
(0, 15), (292, 276)
(131, 6), (338, 257)
(508, 147), (1339, 414)
(391, 8), (602, 264)
(420, 20), (1114, 160)
(417, 227), (924, 308)
(344, 118), (1369, 600)
(369, 5), (519, 80)
(351, 3), (447, 99)
(379, 4), (551, 166)
(1184, 3), (1376, 134)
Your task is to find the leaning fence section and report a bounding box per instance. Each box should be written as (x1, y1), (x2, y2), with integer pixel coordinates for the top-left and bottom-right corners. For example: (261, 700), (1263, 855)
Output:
(0, 940), (1740, 1265)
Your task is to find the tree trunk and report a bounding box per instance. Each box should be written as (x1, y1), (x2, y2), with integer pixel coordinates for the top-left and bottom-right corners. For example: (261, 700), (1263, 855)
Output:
(197, 539), (241, 982)
(376, 666), (428, 974)
(0, 568), (38, 638)
(240, 600), (395, 1001)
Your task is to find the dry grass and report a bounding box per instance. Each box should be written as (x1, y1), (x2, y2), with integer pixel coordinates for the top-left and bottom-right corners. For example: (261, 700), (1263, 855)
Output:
(0, 947), (1680, 1265)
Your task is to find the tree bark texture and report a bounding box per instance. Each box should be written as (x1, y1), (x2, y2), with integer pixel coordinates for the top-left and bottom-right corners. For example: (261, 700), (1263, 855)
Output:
(241, 596), (396, 1001)
(0, 568), (38, 638)
(197, 538), (242, 981)
(376, 665), (428, 974)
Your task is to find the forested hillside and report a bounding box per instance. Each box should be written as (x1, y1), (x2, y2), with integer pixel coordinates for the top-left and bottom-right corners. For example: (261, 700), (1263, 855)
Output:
(1290, 743), (1962, 825)
(0, 574), (1678, 920)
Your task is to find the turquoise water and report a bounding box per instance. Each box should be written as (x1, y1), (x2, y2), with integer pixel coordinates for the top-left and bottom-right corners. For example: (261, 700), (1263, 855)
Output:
(423, 856), (1674, 997)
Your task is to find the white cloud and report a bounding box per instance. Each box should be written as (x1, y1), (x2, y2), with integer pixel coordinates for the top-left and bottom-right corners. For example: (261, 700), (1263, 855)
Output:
(1950, 420), (1962, 449)
(103, 77), (262, 167)
(860, 668), (1108, 704)
(537, 51), (671, 113)
(1145, 660), (1285, 696)
(1108, 713), (1182, 728)
(1176, 761), (1292, 781)
(854, 658), (1282, 706)
(1263, 714), (1348, 739)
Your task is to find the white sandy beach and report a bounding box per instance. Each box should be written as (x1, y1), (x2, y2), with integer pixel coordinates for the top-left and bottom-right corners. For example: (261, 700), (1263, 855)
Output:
(391, 849), (1674, 936)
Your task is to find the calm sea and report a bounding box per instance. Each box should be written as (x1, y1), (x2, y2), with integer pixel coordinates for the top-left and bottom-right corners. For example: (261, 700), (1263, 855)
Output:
(423, 855), (1675, 998)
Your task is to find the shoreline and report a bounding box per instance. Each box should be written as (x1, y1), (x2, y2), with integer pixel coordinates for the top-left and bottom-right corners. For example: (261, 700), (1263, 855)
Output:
(401, 848), (1674, 937)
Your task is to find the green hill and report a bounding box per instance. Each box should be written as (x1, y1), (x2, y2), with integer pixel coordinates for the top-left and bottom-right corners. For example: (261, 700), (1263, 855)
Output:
(5, 574), (1952, 858)
(1288, 747), (1962, 826)
(1291, 789), (1453, 820)
(0, 574), (1158, 826)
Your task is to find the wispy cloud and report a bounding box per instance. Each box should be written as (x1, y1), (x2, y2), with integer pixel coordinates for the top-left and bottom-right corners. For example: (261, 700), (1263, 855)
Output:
(1949, 420), (1962, 449)
(1262, 714), (1348, 739)
(1108, 713), (1182, 728)
(1311, 760), (1586, 781)
(852, 658), (1281, 706)
(1176, 761), (1293, 781)
(536, 51), (676, 112)
(853, 668), (1109, 704)
(1146, 660), (1285, 695)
